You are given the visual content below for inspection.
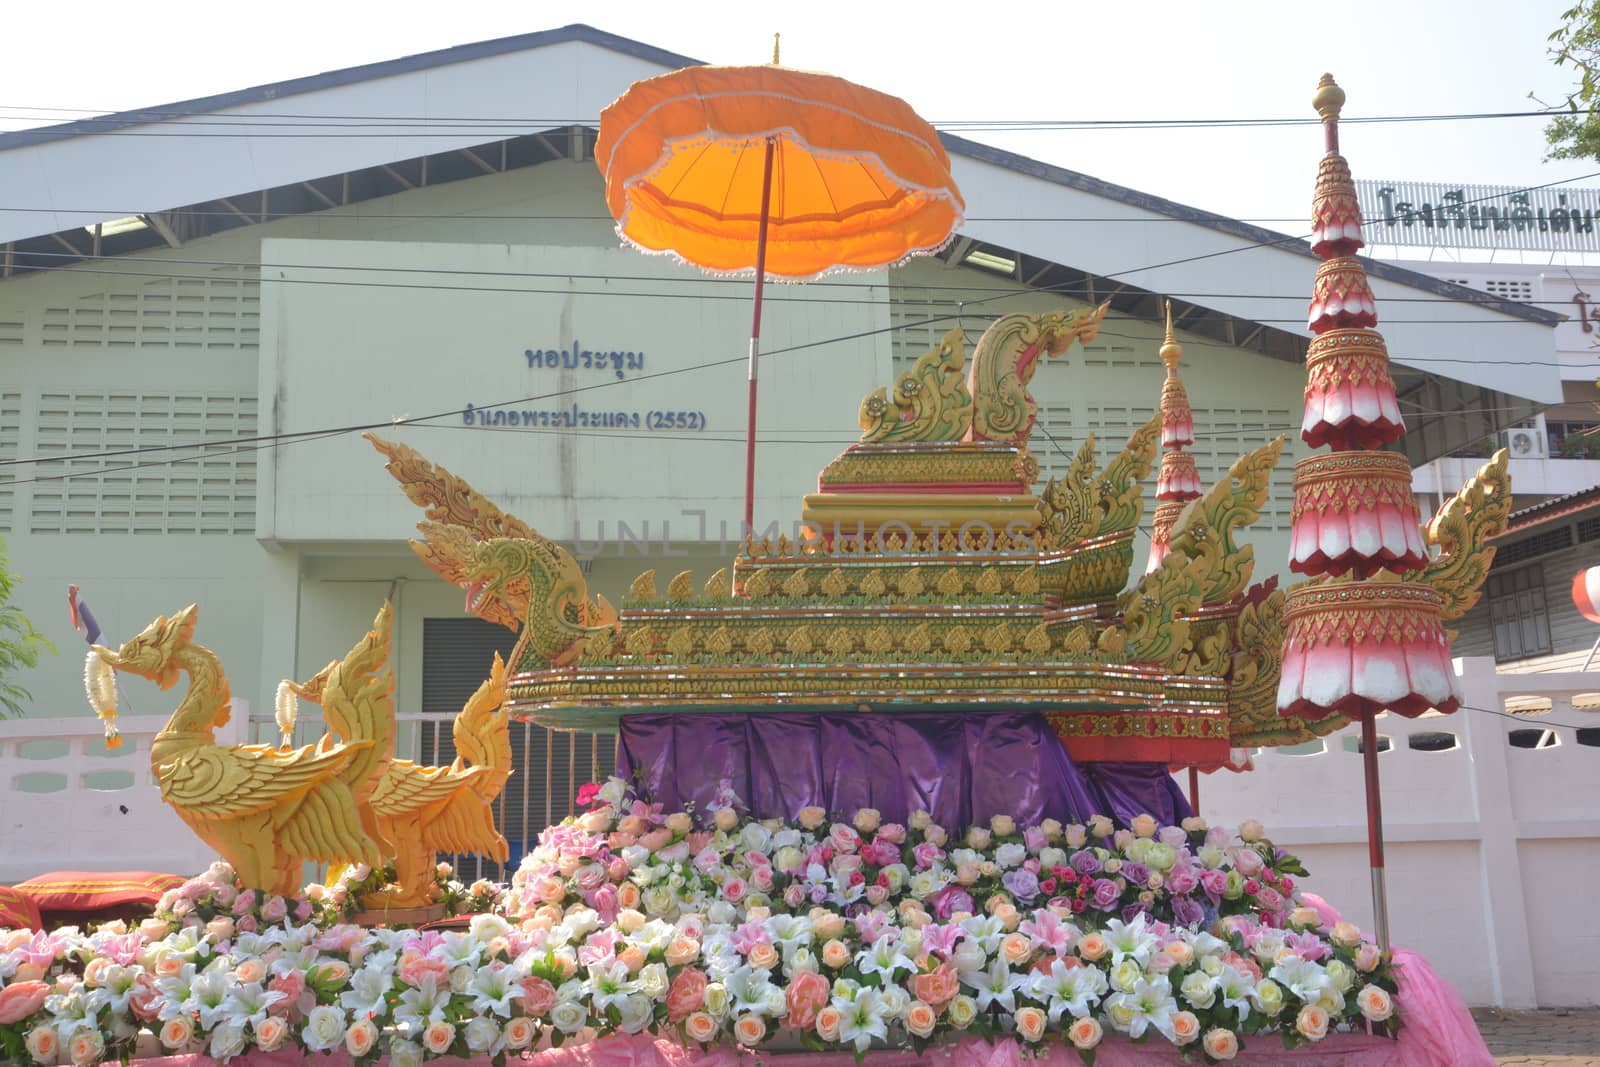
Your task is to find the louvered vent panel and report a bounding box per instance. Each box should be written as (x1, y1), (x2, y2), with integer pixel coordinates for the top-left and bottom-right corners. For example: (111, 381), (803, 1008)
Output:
(0, 393), (20, 530)
(40, 270), (259, 351)
(28, 392), (258, 534)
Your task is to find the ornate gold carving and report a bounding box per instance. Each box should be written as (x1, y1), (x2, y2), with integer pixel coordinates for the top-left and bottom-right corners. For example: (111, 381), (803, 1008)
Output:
(744, 569), (774, 598)
(860, 570), (887, 597)
(1011, 566), (1041, 596)
(583, 629), (616, 660)
(904, 623), (933, 654)
(667, 570), (695, 600)
(820, 568), (849, 597)
(1038, 416), (1161, 549)
(819, 445), (1029, 489)
(897, 569), (926, 598)
(629, 570), (658, 602)
(745, 628), (775, 656)
(782, 568), (811, 597)
(825, 628), (856, 657)
(1418, 449), (1511, 625)
(1120, 554), (1204, 667)
(968, 305), (1110, 442)
(706, 627), (735, 656)
(936, 567), (964, 596)
(703, 568), (731, 598)
(858, 327), (974, 443)
(975, 567), (1002, 596)
(864, 625), (895, 654)
(1023, 624), (1052, 655)
(983, 623), (1013, 655)
(943, 626), (973, 655)
(665, 628), (695, 658)
(1162, 437), (1285, 605)
(624, 626), (655, 656)
(786, 627), (815, 655)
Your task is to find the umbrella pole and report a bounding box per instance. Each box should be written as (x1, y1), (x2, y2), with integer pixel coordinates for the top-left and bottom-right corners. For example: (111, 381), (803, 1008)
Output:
(1187, 766), (1199, 817)
(1361, 712), (1391, 951)
(743, 139), (778, 537)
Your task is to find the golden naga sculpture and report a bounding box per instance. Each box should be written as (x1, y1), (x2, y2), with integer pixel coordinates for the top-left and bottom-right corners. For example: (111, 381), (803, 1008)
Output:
(967, 305), (1109, 442)
(88, 603), (394, 895)
(366, 434), (619, 666)
(1416, 448), (1511, 629)
(858, 327), (974, 443)
(1036, 417), (1162, 550)
(287, 654), (514, 909)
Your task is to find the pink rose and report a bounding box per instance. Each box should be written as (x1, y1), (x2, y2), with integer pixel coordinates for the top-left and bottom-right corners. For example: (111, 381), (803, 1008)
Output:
(828, 823), (860, 853)
(520, 976), (557, 1017)
(0, 980), (50, 1025)
(751, 867), (775, 892)
(261, 896), (288, 923)
(1233, 849), (1264, 877)
(911, 962), (959, 1009)
(666, 968), (708, 1022)
(574, 863), (608, 891)
(913, 842), (945, 869)
(398, 950), (451, 988)
(128, 975), (163, 1022)
(722, 877), (747, 903)
(784, 968), (830, 1030)
(268, 970), (306, 1017)
(878, 823), (907, 844)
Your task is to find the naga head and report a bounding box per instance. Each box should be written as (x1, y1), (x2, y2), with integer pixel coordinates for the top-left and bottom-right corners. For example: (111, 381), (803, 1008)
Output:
(93, 604), (199, 691)
(461, 538), (539, 625)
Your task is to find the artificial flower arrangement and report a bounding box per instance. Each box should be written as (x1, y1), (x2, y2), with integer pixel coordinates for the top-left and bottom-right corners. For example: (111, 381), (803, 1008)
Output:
(0, 780), (1400, 1066)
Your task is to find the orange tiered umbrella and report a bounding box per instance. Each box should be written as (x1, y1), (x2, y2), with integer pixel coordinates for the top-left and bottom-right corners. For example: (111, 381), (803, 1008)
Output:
(595, 41), (964, 531)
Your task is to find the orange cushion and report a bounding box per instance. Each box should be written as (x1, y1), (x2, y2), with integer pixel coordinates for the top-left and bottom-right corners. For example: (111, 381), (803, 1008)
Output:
(11, 871), (185, 913)
(0, 885), (42, 930)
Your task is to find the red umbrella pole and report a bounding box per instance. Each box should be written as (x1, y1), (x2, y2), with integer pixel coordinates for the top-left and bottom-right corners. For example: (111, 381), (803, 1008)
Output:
(1187, 766), (1200, 816)
(1361, 712), (1391, 951)
(743, 139), (777, 537)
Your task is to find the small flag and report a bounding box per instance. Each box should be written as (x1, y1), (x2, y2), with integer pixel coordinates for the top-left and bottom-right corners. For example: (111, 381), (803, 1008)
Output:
(67, 584), (102, 646)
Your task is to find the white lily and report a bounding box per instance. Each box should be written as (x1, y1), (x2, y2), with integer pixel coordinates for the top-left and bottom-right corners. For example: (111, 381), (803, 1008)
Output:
(833, 988), (889, 1052)
(724, 965), (777, 1018)
(964, 955), (1025, 1014)
(468, 963), (519, 1018)
(1104, 974), (1179, 1040)
(1102, 913), (1160, 967)
(394, 973), (450, 1033)
(1030, 957), (1109, 1023)
(221, 981), (284, 1029)
(340, 966), (391, 1019)
(855, 933), (915, 980)
(1269, 954), (1333, 1004)
(1214, 964), (1255, 1020)
(585, 960), (642, 1014)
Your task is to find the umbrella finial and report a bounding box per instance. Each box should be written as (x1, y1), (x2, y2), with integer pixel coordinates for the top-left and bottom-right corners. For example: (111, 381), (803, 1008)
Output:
(773, 33), (781, 65)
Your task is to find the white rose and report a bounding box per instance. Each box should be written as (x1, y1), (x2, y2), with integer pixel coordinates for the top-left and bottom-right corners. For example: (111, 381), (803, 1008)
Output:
(740, 823), (773, 853)
(619, 993), (654, 1033)
(390, 1039), (423, 1067)
(1111, 959), (1142, 993)
(302, 1006), (347, 1052)
(951, 939), (988, 973)
(643, 885), (676, 916)
(470, 913), (511, 943)
(1039, 847), (1066, 871)
(550, 1000), (588, 1033)
(704, 982), (731, 1019)
(1180, 971), (1217, 1009)
(1197, 844), (1227, 869)
(878, 985), (910, 1020)
(464, 1017), (502, 1053)
(449, 965), (473, 993)
(1326, 959), (1356, 993)
(994, 843), (1026, 868)
(639, 962), (669, 997)
(209, 1023), (247, 1062)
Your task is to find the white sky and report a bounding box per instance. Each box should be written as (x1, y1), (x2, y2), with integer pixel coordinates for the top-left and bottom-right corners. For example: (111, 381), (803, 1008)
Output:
(4, 0), (1599, 239)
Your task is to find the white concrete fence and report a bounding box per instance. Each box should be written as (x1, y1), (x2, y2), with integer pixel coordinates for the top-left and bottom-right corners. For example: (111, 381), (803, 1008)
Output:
(1, 658), (1596, 1008)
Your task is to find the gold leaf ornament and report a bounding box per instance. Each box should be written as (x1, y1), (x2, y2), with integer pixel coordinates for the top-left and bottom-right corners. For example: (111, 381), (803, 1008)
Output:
(858, 327), (975, 443)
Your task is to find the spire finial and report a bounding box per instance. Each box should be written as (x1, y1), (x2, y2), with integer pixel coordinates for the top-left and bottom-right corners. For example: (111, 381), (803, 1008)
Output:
(1313, 74), (1345, 124)
(1159, 299), (1183, 371)
(773, 33), (781, 65)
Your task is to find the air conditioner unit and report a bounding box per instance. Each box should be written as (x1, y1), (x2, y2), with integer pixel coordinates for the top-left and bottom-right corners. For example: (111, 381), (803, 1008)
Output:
(1506, 427), (1546, 459)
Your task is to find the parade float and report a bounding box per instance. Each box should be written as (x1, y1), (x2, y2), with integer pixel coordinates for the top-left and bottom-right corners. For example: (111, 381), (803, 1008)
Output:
(0, 74), (1510, 1067)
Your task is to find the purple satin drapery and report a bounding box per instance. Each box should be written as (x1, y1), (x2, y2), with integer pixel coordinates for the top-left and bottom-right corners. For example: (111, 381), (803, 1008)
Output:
(616, 711), (1191, 828)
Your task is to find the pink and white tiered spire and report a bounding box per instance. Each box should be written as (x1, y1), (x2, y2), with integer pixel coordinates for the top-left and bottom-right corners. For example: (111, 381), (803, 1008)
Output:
(1146, 301), (1201, 573)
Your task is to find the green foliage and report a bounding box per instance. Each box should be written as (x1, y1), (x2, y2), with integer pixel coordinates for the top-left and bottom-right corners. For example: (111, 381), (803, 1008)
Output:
(1543, 3), (1600, 160)
(0, 537), (53, 718)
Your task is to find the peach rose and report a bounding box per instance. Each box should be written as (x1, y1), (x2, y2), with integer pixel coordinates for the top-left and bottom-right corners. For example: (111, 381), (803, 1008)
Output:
(665, 938), (701, 967)
(1078, 933), (1108, 962)
(797, 807), (827, 830)
(853, 808), (882, 834)
(1296, 1004), (1330, 1041)
(713, 807), (739, 832)
(666, 812), (694, 834)
(1164, 941), (1194, 968)
(1000, 933), (1032, 965)
(82, 957), (113, 987)
(618, 945), (647, 973)
(504, 1017), (537, 1050)
(159, 1017), (195, 1049)
(734, 1015), (767, 1046)
(233, 957), (267, 985)
(1203, 1028), (1239, 1060)
(905, 1001), (937, 1038)
(345, 1019), (378, 1057)
(816, 1005), (843, 1042)
(1130, 813), (1158, 838)
(422, 1021), (456, 1055)
(67, 1030), (103, 1067)
(0, 980), (50, 1025)
(538, 878), (568, 905)
(24, 1027), (57, 1064)
(990, 815), (1016, 837)
(1330, 921), (1362, 948)
(255, 1016), (288, 1052)
(811, 911), (846, 940)
(1014, 1005), (1047, 1043)
(1068, 1017), (1102, 1050)
(1172, 1010), (1201, 1044)
(154, 954), (186, 978)
(666, 968), (708, 1022)
(993, 904), (1020, 931)
(617, 883), (642, 911)
(911, 962), (959, 1009)
(521, 976), (557, 1017)
(684, 1012), (719, 1043)
(785, 968), (830, 1030)
(747, 943), (779, 971)
(1354, 943), (1383, 973)
(1357, 986), (1394, 1022)
(821, 939), (852, 969)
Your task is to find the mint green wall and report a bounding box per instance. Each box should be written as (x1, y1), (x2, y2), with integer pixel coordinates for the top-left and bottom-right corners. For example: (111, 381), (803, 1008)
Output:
(0, 157), (1310, 723)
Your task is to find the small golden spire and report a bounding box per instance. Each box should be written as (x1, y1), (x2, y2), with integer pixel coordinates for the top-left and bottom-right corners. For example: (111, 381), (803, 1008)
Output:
(1159, 299), (1183, 371)
(1313, 74), (1345, 125)
(773, 33), (781, 65)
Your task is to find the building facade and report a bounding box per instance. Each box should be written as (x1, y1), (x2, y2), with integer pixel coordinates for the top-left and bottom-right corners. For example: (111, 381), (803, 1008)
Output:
(0, 25), (1562, 729)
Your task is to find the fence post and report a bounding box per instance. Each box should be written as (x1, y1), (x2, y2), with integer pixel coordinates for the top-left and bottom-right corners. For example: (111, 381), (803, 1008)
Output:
(1455, 656), (1539, 1008)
